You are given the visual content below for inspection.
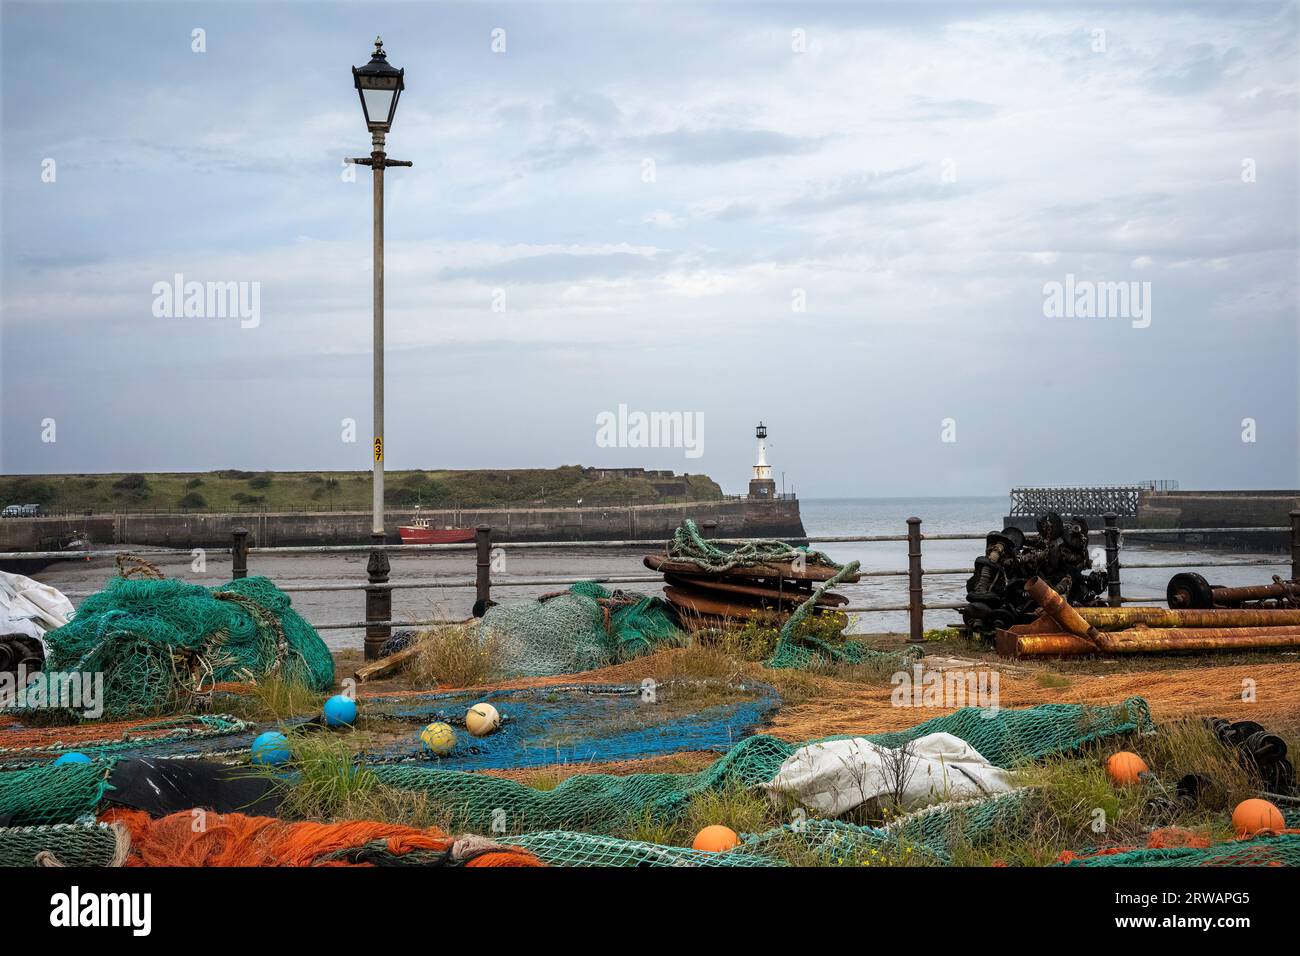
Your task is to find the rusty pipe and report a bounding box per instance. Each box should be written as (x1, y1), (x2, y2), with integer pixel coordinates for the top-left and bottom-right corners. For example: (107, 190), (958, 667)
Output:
(1211, 582), (1297, 604)
(999, 627), (1300, 658)
(1023, 576), (1103, 645)
(1074, 607), (1300, 630)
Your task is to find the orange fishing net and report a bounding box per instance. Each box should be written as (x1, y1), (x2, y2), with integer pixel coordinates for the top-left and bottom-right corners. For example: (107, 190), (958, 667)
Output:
(1056, 826), (1300, 864)
(0, 715), (245, 756)
(99, 808), (542, 867)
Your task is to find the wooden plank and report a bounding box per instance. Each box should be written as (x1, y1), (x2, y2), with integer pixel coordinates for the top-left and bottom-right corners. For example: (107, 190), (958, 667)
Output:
(663, 572), (847, 608)
(644, 553), (859, 583)
(353, 642), (421, 682)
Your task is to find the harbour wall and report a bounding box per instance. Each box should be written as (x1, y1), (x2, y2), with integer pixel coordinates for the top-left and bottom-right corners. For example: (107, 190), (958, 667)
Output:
(0, 497), (806, 552)
(1004, 489), (1299, 549)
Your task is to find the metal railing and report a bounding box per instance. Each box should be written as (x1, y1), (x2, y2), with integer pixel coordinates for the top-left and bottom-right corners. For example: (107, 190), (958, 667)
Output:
(7, 511), (1299, 658)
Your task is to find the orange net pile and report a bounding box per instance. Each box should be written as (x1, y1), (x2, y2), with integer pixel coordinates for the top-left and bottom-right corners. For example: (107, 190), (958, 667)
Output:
(100, 808), (542, 867)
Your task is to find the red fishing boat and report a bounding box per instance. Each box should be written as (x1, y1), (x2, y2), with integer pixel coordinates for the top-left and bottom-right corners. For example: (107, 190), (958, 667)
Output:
(397, 514), (475, 545)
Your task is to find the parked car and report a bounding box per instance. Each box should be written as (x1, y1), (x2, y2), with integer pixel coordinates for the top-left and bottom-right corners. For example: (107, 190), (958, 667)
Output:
(1, 505), (22, 517)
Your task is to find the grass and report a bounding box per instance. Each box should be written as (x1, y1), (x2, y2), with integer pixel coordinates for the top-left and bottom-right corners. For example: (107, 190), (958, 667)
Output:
(407, 622), (500, 687)
(1, 467), (724, 513)
(216, 617), (1294, 866)
(1035, 671), (1072, 689)
(221, 676), (326, 722)
(271, 731), (383, 821)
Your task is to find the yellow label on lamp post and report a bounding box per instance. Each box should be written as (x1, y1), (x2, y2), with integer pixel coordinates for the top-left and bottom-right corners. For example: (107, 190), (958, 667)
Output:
(373, 437), (383, 462)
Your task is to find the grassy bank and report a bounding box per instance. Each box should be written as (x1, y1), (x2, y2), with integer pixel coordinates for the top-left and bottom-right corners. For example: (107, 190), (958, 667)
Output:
(0, 466), (724, 513)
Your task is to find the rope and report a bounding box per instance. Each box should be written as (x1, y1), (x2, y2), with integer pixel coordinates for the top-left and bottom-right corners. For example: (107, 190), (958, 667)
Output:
(115, 554), (164, 580)
(668, 519), (839, 573)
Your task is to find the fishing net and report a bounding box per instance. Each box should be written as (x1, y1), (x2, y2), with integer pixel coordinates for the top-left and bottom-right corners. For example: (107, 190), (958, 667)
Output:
(1057, 831), (1300, 867)
(668, 519), (839, 573)
(734, 789), (1037, 866)
(92, 808), (541, 867)
(0, 759), (115, 826)
(372, 698), (1153, 836)
(25, 576), (333, 719)
(478, 582), (680, 678)
(762, 559), (923, 671)
(0, 821), (128, 867)
(0, 714), (255, 767)
(360, 682), (779, 769)
(506, 829), (785, 867)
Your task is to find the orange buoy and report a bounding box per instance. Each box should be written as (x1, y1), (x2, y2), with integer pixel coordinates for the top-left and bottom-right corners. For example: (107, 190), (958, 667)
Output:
(692, 825), (740, 852)
(1105, 751), (1149, 787)
(1232, 799), (1284, 837)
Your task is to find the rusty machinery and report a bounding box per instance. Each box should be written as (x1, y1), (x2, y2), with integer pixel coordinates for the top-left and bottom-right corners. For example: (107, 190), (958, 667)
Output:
(1167, 572), (1300, 610)
(962, 512), (1108, 637)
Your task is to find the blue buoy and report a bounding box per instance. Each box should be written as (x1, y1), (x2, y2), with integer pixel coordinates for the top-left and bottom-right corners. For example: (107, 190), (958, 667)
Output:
(54, 752), (92, 765)
(324, 694), (358, 728)
(251, 731), (291, 766)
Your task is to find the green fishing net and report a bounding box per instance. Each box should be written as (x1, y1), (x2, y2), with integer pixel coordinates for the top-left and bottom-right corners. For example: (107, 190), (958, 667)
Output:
(478, 582), (680, 678)
(27, 576), (333, 719)
(372, 698), (1154, 837)
(668, 518), (839, 573)
(0, 822), (124, 867)
(0, 759), (115, 827)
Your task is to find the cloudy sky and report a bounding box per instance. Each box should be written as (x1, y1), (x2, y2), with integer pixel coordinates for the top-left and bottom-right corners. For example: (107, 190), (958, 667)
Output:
(1, 0), (1297, 496)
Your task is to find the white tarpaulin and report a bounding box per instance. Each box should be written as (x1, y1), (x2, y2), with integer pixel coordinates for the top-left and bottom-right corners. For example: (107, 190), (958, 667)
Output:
(0, 570), (74, 648)
(763, 732), (1014, 817)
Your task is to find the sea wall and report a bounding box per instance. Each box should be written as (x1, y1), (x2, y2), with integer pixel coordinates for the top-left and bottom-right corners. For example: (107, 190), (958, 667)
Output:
(0, 498), (805, 551)
(1130, 490), (1299, 548)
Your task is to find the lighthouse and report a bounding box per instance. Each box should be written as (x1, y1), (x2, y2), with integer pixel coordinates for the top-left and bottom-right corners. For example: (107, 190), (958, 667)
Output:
(748, 422), (777, 499)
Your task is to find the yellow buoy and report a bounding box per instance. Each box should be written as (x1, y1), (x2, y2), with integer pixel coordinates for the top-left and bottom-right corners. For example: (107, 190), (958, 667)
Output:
(465, 703), (501, 738)
(420, 722), (457, 757)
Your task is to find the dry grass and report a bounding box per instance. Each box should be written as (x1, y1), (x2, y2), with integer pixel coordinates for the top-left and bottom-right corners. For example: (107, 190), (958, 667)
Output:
(222, 676), (325, 722)
(407, 622), (499, 688)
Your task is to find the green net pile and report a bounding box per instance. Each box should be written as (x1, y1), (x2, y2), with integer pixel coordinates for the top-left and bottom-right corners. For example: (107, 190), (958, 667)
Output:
(26, 576), (333, 719)
(372, 698), (1154, 837)
(668, 519), (839, 573)
(761, 559), (922, 671)
(0, 822), (124, 867)
(478, 582), (680, 678)
(0, 759), (115, 827)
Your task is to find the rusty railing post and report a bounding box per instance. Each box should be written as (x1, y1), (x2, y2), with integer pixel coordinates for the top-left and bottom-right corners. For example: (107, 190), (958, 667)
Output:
(907, 517), (923, 644)
(474, 525), (492, 617)
(231, 528), (249, 579)
(1290, 509), (1300, 583)
(364, 532), (391, 661)
(1103, 512), (1122, 607)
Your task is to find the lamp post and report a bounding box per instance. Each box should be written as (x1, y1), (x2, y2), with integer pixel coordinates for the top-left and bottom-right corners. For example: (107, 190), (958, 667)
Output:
(350, 36), (412, 659)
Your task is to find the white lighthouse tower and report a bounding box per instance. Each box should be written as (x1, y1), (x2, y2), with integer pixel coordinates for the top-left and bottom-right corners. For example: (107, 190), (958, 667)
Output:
(748, 421), (777, 499)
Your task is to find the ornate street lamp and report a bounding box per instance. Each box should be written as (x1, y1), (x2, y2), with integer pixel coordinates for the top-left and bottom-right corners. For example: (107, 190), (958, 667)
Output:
(352, 36), (404, 133)
(349, 36), (412, 660)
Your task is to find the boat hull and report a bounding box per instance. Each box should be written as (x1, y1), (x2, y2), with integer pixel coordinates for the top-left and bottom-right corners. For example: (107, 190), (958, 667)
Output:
(397, 527), (476, 545)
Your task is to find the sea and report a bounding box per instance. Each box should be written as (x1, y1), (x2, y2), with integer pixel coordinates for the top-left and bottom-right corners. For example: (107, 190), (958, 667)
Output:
(36, 497), (1291, 649)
